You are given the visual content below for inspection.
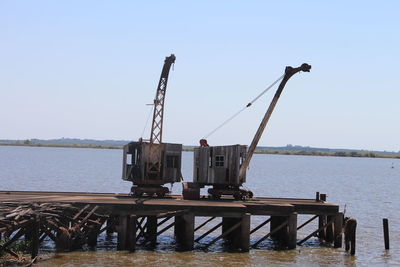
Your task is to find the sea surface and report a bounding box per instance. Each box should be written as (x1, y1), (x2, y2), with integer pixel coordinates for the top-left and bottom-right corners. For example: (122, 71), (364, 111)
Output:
(0, 146), (399, 266)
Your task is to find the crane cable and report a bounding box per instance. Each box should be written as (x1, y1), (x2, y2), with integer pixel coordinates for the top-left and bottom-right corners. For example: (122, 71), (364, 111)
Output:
(140, 104), (154, 139)
(202, 73), (285, 139)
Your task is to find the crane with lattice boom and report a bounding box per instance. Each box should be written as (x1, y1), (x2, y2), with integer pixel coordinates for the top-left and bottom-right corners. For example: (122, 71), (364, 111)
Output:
(122, 54), (183, 197)
(186, 63), (311, 200)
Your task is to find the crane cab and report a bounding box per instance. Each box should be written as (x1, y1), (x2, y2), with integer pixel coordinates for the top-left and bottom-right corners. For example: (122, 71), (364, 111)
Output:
(193, 145), (248, 186)
(122, 141), (182, 196)
(186, 145), (252, 200)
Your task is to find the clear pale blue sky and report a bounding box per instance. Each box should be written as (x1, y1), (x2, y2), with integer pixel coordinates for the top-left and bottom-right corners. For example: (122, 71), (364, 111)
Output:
(1, 1), (399, 151)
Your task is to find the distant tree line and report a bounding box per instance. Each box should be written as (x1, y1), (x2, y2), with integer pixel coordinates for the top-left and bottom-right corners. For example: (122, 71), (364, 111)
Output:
(254, 149), (400, 159)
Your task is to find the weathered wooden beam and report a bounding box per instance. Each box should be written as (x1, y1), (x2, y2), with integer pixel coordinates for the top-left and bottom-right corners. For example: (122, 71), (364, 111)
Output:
(72, 204), (90, 220)
(157, 216), (172, 227)
(146, 216), (157, 246)
(126, 215), (136, 252)
(194, 217), (216, 232)
(250, 217), (271, 235)
(0, 228), (25, 251)
(297, 220), (334, 246)
(383, 218), (389, 250)
(175, 213), (194, 250)
(29, 219), (39, 259)
(117, 216), (127, 250)
(157, 210), (187, 218)
(136, 221), (147, 240)
(334, 212), (343, 248)
(40, 226), (56, 242)
(326, 215), (334, 243)
(252, 220), (288, 248)
(77, 206), (99, 227)
(297, 215), (318, 230)
(239, 213), (250, 252)
(203, 221), (241, 250)
(287, 213), (297, 249)
(157, 220), (176, 236)
(136, 217), (146, 237)
(194, 222), (223, 243)
(318, 215), (327, 241)
(39, 232), (48, 243)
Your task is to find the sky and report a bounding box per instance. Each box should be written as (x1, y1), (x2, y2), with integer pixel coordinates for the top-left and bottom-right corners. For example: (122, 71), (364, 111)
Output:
(0, 1), (399, 151)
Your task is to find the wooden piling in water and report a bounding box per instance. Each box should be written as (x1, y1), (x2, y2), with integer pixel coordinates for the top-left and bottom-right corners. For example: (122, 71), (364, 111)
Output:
(318, 215), (327, 241)
(270, 216), (287, 241)
(383, 218), (389, 250)
(117, 215), (127, 250)
(344, 217), (357, 255)
(239, 213), (250, 252)
(222, 217), (236, 244)
(325, 215), (334, 243)
(174, 213), (194, 250)
(146, 216), (158, 247)
(286, 213), (297, 249)
(126, 215), (137, 252)
(333, 212), (343, 248)
(29, 219), (39, 260)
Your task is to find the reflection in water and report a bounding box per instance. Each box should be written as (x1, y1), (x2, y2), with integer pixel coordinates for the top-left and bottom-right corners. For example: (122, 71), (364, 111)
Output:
(0, 146), (399, 266)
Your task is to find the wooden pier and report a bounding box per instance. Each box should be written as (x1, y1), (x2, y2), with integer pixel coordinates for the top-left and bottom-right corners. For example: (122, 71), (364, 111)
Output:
(0, 191), (343, 258)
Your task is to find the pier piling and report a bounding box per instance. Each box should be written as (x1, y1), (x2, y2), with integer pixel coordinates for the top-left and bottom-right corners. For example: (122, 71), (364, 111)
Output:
(333, 212), (343, 248)
(287, 213), (297, 249)
(174, 213), (194, 250)
(325, 215), (334, 243)
(318, 215), (327, 241)
(383, 218), (389, 250)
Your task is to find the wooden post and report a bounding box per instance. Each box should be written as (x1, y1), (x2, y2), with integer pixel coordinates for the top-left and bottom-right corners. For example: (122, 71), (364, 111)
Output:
(29, 219), (40, 260)
(126, 215), (137, 252)
(318, 215), (327, 241)
(87, 225), (99, 248)
(287, 213), (297, 249)
(334, 212), (343, 248)
(222, 217), (236, 243)
(106, 216), (116, 235)
(325, 215), (334, 243)
(344, 218), (357, 255)
(240, 213), (250, 252)
(146, 216), (157, 247)
(270, 216), (286, 240)
(174, 213), (194, 250)
(350, 223), (356, 255)
(383, 218), (389, 250)
(117, 215), (127, 250)
(117, 215), (137, 251)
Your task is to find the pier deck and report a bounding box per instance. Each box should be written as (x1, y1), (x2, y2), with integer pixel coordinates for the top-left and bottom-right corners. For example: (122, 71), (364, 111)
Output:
(0, 191), (343, 254)
(0, 190), (338, 216)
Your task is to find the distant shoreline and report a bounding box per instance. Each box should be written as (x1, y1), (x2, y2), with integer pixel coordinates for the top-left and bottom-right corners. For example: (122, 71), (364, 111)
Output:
(1, 143), (399, 159)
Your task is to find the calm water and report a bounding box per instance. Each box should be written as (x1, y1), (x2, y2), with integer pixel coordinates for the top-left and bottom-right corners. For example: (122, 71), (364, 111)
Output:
(0, 146), (399, 266)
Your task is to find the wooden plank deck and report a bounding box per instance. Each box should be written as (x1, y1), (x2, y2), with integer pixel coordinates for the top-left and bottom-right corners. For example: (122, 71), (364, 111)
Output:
(0, 191), (338, 216)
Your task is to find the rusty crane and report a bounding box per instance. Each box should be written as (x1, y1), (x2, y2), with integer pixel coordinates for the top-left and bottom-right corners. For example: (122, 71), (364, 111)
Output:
(185, 63), (311, 200)
(122, 54), (183, 197)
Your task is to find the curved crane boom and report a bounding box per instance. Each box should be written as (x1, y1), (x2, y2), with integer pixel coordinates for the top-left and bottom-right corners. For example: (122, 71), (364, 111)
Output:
(147, 54), (176, 178)
(238, 63), (311, 181)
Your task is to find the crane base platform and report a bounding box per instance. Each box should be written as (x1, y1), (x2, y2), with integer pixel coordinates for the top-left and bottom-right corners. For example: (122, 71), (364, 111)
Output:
(208, 186), (253, 201)
(130, 185), (169, 197)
